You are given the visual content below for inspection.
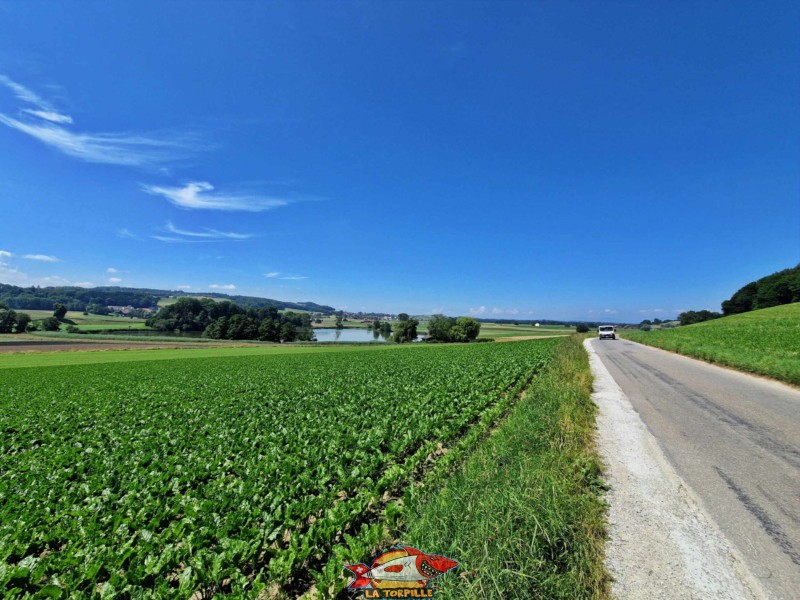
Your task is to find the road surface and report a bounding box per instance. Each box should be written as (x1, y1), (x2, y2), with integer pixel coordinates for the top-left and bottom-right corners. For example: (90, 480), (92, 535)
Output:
(591, 338), (800, 599)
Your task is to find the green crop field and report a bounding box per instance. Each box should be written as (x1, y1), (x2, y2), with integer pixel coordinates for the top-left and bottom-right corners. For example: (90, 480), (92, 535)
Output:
(0, 343), (411, 370)
(624, 303), (800, 385)
(476, 322), (572, 338)
(0, 339), (558, 597)
(18, 310), (149, 332)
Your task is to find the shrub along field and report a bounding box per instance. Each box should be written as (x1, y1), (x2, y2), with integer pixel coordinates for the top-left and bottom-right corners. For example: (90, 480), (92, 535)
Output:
(624, 303), (800, 385)
(0, 339), (577, 598)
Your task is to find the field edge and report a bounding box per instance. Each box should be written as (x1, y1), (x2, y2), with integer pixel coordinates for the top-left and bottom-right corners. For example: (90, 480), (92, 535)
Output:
(378, 335), (610, 599)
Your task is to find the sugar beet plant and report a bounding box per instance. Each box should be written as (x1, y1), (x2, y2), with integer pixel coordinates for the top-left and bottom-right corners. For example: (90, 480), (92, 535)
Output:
(0, 340), (556, 597)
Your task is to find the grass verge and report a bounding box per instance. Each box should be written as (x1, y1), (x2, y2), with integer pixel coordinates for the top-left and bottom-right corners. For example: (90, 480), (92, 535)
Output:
(624, 303), (800, 386)
(395, 335), (609, 599)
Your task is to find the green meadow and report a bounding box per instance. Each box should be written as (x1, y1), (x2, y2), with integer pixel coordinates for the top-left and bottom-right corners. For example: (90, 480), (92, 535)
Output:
(19, 310), (149, 331)
(624, 303), (800, 385)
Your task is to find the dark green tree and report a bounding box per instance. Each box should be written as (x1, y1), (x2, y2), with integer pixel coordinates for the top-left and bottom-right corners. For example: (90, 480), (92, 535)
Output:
(258, 318), (281, 342)
(53, 303), (68, 319)
(427, 314), (455, 341)
(0, 303), (17, 333)
(575, 323), (589, 333)
(226, 315), (258, 340)
(15, 312), (31, 333)
(40, 317), (61, 331)
(281, 322), (297, 342)
(392, 318), (418, 343)
(455, 317), (480, 341)
(398, 313), (410, 322)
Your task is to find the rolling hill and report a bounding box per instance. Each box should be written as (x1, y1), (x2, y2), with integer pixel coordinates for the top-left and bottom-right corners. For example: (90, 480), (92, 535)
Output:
(624, 303), (800, 385)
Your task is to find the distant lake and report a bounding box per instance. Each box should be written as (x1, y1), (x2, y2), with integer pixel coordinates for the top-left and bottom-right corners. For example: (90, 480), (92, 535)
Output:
(91, 327), (405, 343)
(313, 328), (391, 343)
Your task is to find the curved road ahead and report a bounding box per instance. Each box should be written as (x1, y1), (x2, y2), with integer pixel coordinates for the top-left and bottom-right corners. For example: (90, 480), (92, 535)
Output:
(590, 338), (800, 600)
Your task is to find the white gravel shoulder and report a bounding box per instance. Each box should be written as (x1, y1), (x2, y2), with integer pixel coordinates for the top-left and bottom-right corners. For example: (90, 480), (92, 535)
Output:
(584, 339), (766, 600)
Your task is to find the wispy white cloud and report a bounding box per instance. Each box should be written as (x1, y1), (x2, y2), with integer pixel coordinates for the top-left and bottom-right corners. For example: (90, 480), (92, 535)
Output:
(176, 285), (192, 290)
(0, 250), (13, 258)
(22, 254), (61, 262)
(491, 307), (519, 315)
(38, 275), (71, 286)
(160, 221), (253, 240)
(0, 75), (199, 167)
(0, 74), (72, 123)
(117, 228), (141, 240)
(109, 277), (122, 284)
(209, 284), (236, 290)
(142, 181), (289, 212)
(0, 75), (48, 105)
(0, 115), (197, 166)
(0, 261), (74, 288)
(264, 271), (307, 280)
(470, 306), (487, 315)
(603, 308), (618, 314)
(151, 236), (214, 244)
(106, 267), (119, 274)
(21, 109), (73, 124)
(73, 281), (95, 287)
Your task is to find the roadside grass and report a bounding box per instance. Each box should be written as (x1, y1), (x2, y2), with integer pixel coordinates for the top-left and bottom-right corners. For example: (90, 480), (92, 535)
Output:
(624, 303), (800, 386)
(399, 335), (609, 599)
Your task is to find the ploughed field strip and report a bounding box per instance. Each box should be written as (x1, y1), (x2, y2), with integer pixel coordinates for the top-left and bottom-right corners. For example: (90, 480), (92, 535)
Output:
(0, 339), (556, 597)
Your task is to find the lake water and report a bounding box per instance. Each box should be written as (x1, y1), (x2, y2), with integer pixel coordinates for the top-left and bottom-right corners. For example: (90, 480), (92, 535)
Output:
(312, 328), (391, 343)
(91, 327), (392, 343)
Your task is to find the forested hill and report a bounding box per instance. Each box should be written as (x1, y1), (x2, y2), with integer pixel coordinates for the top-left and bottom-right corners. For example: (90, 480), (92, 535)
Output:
(721, 264), (800, 315)
(0, 283), (336, 313)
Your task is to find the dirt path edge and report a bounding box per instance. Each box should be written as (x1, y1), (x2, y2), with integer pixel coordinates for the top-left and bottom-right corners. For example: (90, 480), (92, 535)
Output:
(584, 339), (766, 600)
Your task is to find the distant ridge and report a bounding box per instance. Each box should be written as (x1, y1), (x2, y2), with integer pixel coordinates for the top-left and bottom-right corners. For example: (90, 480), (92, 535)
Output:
(0, 283), (336, 314)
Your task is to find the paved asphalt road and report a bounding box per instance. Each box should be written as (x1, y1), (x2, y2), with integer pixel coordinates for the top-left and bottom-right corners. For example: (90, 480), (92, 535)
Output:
(591, 338), (800, 600)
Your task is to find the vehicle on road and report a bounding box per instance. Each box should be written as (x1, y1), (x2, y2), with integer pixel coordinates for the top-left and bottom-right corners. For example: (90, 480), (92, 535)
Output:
(598, 325), (616, 340)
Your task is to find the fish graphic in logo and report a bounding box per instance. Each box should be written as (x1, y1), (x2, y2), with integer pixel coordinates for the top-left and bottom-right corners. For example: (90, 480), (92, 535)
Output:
(344, 545), (459, 597)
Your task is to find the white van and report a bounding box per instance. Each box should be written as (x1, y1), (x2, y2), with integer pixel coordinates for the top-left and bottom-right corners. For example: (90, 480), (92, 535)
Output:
(598, 325), (616, 340)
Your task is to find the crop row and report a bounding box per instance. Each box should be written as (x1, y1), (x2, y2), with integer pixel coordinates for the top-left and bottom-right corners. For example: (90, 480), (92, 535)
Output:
(0, 339), (556, 597)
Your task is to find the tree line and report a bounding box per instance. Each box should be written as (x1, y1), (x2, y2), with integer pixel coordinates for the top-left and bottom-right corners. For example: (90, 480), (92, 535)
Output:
(0, 303), (31, 333)
(146, 297), (315, 342)
(426, 315), (481, 342)
(657, 264), (800, 329)
(721, 265), (800, 315)
(0, 284), (158, 311)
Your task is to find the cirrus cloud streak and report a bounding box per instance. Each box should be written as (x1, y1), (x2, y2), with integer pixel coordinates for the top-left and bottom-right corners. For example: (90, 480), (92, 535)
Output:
(142, 181), (289, 212)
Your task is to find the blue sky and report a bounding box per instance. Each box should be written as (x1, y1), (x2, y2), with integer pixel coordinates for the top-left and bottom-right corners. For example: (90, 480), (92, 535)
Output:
(0, 1), (798, 322)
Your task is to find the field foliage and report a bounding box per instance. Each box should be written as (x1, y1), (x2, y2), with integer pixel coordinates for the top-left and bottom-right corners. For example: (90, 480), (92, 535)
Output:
(0, 339), (557, 597)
